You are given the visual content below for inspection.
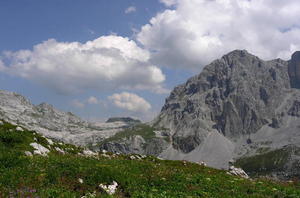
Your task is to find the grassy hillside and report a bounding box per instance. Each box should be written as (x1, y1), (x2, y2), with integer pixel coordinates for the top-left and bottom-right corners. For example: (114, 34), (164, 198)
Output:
(0, 121), (300, 198)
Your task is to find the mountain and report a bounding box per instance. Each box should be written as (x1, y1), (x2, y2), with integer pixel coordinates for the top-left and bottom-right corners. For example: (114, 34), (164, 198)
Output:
(99, 50), (300, 180)
(151, 50), (300, 179)
(0, 90), (135, 146)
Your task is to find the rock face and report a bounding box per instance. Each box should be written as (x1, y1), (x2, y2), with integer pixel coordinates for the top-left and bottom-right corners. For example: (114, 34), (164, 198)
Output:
(0, 90), (134, 146)
(288, 51), (300, 88)
(151, 50), (300, 179)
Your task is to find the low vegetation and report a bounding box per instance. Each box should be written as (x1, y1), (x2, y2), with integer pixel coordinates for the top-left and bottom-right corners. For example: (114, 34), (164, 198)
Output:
(1, 121), (300, 197)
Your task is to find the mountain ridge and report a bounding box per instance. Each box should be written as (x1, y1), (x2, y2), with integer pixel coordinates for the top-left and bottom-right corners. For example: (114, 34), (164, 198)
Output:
(0, 90), (135, 146)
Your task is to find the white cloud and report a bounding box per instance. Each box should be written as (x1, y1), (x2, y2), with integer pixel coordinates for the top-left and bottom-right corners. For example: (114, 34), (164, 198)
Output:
(108, 92), (151, 113)
(87, 96), (99, 105)
(0, 35), (166, 94)
(125, 6), (136, 14)
(138, 0), (300, 69)
(71, 99), (85, 108)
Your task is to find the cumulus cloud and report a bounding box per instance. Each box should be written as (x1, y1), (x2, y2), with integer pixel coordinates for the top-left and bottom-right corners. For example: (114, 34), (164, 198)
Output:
(108, 92), (151, 113)
(87, 96), (99, 105)
(0, 35), (166, 94)
(125, 6), (136, 14)
(138, 0), (300, 69)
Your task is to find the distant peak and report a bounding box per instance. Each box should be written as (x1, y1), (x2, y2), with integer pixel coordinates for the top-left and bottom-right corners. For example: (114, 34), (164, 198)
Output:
(106, 117), (141, 124)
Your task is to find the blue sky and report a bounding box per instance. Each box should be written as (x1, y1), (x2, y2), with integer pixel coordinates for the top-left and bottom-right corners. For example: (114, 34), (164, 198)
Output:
(1, 0), (300, 121)
(0, 0), (192, 121)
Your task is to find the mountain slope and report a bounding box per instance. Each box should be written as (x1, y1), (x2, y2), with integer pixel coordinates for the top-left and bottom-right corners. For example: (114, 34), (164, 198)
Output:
(1, 121), (300, 197)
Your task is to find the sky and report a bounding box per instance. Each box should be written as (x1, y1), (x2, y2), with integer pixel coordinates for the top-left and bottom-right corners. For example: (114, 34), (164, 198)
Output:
(1, 0), (300, 122)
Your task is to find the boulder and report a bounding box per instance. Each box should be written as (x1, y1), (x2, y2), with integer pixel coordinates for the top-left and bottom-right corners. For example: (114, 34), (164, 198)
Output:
(228, 166), (249, 179)
(16, 126), (24, 131)
(30, 142), (50, 156)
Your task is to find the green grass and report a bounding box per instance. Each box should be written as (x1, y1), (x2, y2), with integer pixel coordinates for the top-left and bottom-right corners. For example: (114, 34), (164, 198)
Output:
(0, 121), (300, 197)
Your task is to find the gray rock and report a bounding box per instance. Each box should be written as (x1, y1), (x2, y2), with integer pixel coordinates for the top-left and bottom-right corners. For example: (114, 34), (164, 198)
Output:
(288, 51), (300, 88)
(24, 151), (33, 157)
(30, 142), (50, 156)
(228, 166), (249, 179)
(16, 126), (24, 131)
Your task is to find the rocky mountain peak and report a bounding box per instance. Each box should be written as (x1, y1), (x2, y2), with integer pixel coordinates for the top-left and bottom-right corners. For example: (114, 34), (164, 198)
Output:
(222, 49), (254, 60)
(152, 50), (300, 171)
(288, 51), (300, 88)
